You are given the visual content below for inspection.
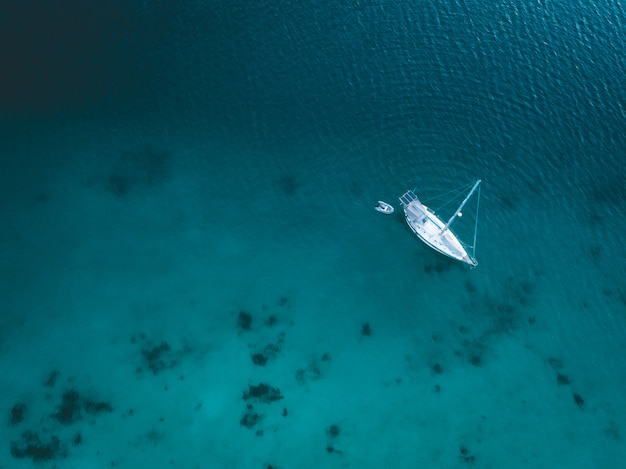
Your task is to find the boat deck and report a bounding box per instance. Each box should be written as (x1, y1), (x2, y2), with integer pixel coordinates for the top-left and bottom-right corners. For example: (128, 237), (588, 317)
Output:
(402, 196), (476, 266)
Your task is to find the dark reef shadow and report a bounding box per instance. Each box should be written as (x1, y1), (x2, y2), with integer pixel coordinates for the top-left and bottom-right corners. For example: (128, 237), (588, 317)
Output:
(107, 144), (171, 196)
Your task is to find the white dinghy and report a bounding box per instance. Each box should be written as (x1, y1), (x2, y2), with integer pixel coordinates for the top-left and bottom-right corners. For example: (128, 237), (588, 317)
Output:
(399, 180), (481, 267)
(374, 200), (394, 214)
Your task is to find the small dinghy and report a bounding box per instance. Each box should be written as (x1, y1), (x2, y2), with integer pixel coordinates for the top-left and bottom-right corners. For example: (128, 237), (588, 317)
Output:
(375, 200), (394, 214)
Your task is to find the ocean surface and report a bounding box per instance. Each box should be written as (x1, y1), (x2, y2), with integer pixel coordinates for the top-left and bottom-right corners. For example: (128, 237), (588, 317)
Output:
(1, 0), (625, 467)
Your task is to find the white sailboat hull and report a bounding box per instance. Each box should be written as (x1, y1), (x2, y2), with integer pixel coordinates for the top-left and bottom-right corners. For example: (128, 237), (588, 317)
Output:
(400, 191), (478, 267)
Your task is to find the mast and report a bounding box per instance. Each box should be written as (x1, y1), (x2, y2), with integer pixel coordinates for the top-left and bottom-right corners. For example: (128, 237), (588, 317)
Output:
(440, 180), (481, 235)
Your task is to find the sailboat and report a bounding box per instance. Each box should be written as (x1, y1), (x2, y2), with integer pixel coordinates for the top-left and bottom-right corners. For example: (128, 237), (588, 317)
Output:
(399, 180), (481, 267)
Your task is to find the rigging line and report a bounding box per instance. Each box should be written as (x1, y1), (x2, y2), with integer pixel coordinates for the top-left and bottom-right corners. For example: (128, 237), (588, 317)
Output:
(433, 183), (474, 213)
(472, 184), (481, 259)
(428, 182), (474, 203)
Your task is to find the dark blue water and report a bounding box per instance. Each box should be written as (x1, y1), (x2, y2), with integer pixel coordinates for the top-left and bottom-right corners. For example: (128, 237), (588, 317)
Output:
(1, 0), (625, 467)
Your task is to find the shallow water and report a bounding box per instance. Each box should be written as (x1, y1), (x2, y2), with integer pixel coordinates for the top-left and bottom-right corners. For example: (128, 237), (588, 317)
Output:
(1, 0), (625, 467)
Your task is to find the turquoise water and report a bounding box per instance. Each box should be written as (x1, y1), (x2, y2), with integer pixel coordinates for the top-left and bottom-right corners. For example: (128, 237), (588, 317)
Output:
(1, 0), (625, 467)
